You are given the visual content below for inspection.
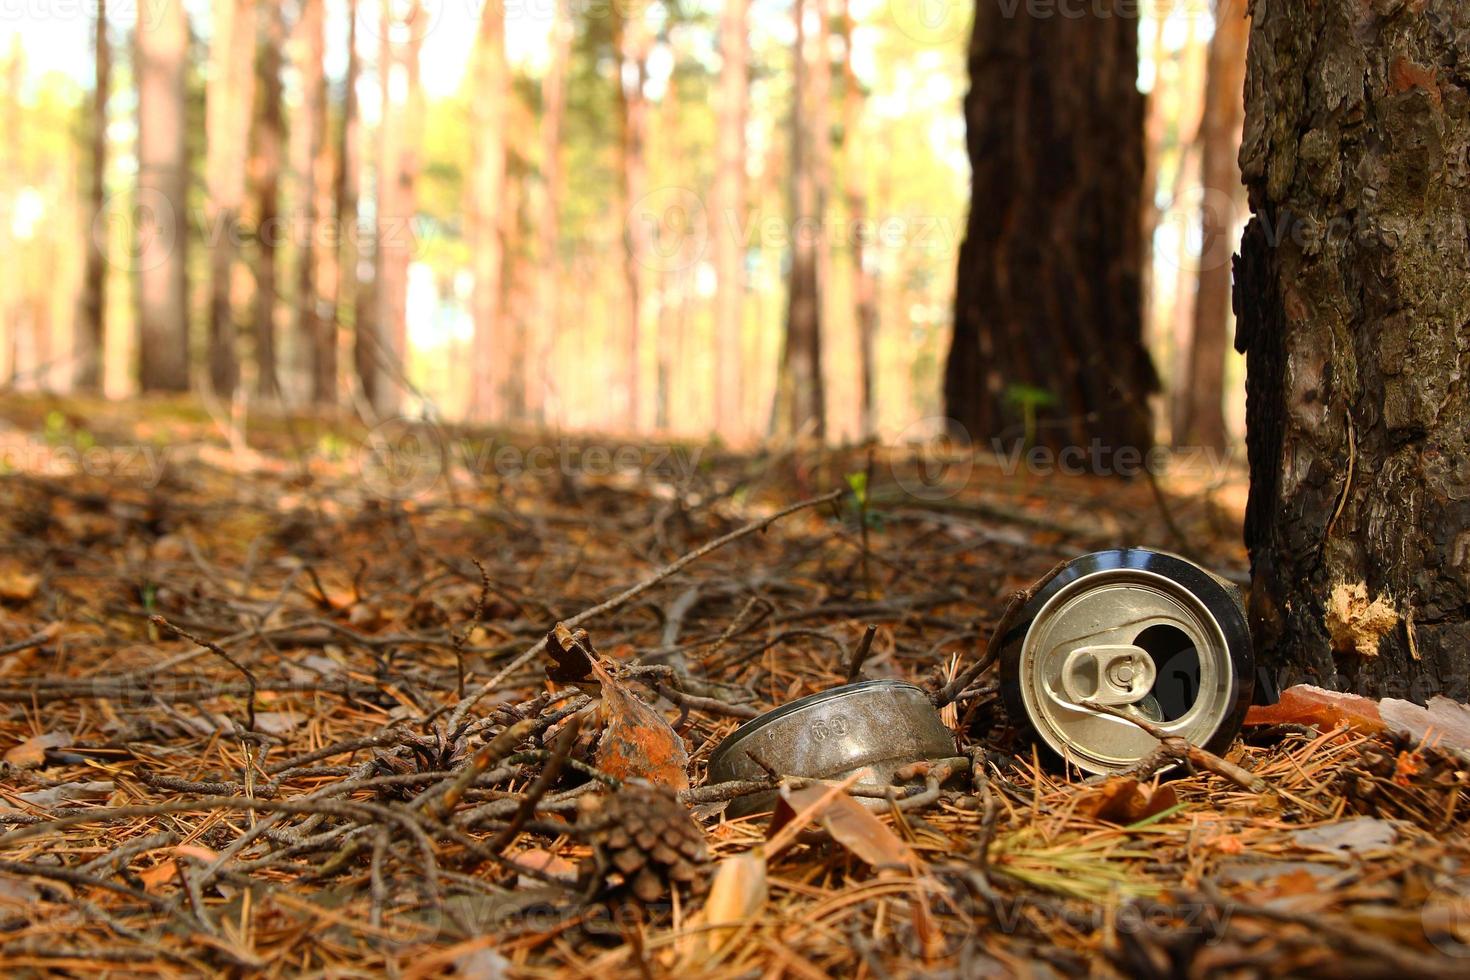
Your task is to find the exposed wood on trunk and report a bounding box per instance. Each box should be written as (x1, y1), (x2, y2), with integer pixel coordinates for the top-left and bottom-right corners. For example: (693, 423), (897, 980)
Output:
(775, 0), (826, 441)
(714, 0), (748, 438)
(529, 0), (571, 425)
(75, 0), (110, 392)
(205, 0), (257, 398)
(250, 0), (286, 399)
(1176, 0), (1249, 453)
(1236, 0), (1470, 700)
(615, 4), (651, 432)
(841, 0), (876, 440)
(135, 0), (192, 392)
(468, 0), (508, 422)
(944, 5), (1154, 459)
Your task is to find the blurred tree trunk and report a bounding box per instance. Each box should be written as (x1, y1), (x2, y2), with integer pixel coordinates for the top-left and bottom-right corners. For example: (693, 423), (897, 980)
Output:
(373, 0), (424, 416)
(775, 0), (826, 441)
(1236, 0), (1470, 700)
(944, 4), (1154, 456)
(714, 0), (747, 438)
(530, 0), (571, 425)
(468, 0), (507, 422)
(842, 0), (876, 440)
(338, 0), (374, 411)
(615, 4), (650, 432)
(135, 0), (192, 392)
(1177, 0), (1249, 452)
(75, 0), (110, 392)
(0, 45), (14, 385)
(205, 0), (256, 398)
(295, 0), (337, 406)
(250, 0), (285, 399)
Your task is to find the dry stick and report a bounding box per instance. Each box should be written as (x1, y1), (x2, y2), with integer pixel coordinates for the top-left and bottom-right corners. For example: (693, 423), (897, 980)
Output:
(845, 624), (878, 682)
(0, 625), (59, 657)
(482, 716), (581, 854)
(934, 559), (1066, 707)
(450, 558), (493, 699)
(445, 488), (845, 731)
(1077, 699), (1266, 793)
(425, 718), (538, 819)
(150, 614), (258, 731)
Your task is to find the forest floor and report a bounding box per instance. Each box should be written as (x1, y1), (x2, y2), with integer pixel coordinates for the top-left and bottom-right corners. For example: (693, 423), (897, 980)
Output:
(0, 392), (1466, 977)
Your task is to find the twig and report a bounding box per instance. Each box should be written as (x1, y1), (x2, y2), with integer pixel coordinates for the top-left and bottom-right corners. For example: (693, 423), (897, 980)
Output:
(845, 624), (878, 682)
(150, 614), (258, 731)
(450, 558), (493, 699)
(0, 625), (59, 657)
(446, 488), (844, 729)
(482, 715), (580, 854)
(935, 560), (1066, 707)
(1078, 700), (1266, 792)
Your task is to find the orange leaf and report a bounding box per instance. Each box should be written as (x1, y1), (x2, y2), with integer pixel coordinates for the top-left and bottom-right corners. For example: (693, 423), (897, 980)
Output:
(1075, 777), (1178, 824)
(1243, 685), (1386, 732)
(591, 661), (690, 791)
(770, 784), (920, 872)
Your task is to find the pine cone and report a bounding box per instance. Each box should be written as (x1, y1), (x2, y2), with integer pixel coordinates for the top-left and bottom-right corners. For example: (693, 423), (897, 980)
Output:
(577, 782), (709, 903)
(1338, 732), (1468, 828)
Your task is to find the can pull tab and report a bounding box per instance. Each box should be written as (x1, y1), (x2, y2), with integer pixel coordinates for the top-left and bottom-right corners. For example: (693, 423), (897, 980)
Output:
(1060, 644), (1157, 707)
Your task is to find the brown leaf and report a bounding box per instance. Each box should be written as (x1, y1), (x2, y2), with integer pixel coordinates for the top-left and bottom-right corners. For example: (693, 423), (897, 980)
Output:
(693, 851), (767, 959)
(770, 783), (920, 871)
(591, 660), (690, 791)
(0, 564), (39, 603)
(1075, 777), (1178, 824)
(544, 622), (596, 685)
(4, 732), (70, 769)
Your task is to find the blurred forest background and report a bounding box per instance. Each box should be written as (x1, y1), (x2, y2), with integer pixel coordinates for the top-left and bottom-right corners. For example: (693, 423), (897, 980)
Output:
(0, 0), (1246, 449)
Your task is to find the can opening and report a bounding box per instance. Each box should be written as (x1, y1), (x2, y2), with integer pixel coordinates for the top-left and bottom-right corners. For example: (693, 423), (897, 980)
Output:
(1133, 624), (1200, 722)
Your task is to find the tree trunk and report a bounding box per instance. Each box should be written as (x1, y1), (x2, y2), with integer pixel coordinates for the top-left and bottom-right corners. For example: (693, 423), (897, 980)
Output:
(339, 0), (374, 411)
(205, 0), (256, 398)
(714, 0), (748, 439)
(530, 0), (571, 425)
(295, 0), (337, 406)
(1236, 0), (1470, 701)
(135, 0), (192, 392)
(944, 3), (1154, 457)
(250, 0), (285, 399)
(76, 0), (109, 392)
(373, 0), (423, 416)
(1177, 0), (1249, 452)
(776, 0), (826, 441)
(842, 0), (877, 440)
(468, 0), (507, 422)
(615, 4), (651, 433)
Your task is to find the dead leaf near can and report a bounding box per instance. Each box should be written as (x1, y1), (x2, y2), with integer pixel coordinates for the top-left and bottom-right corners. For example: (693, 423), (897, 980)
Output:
(590, 658), (690, 791)
(1075, 777), (1178, 825)
(4, 732), (70, 769)
(0, 563), (40, 604)
(686, 850), (767, 961)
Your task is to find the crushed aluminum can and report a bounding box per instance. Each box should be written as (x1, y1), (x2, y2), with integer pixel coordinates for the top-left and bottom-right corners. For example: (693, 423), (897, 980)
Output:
(706, 679), (957, 817)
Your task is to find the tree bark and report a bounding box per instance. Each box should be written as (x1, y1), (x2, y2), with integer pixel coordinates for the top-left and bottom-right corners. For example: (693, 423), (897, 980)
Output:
(842, 0), (877, 440)
(135, 0), (192, 392)
(468, 0), (507, 422)
(250, 0), (285, 399)
(1236, 0), (1470, 701)
(529, 0), (571, 425)
(295, 0), (337, 406)
(205, 0), (256, 398)
(338, 0), (375, 411)
(944, 2), (1154, 458)
(714, 0), (748, 439)
(76, 0), (110, 392)
(776, 0), (826, 441)
(615, 3), (651, 432)
(1177, 0), (1249, 452)
(372, 0), (424, 416)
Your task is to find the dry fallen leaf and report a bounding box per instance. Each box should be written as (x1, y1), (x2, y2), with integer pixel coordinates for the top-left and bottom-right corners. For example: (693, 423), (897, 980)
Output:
(1075, 776), (1178, 824)
(590, 659), (690, 791)
(0, 564), (40, 603)
(3, 732), (70, 769)
(693, 850), (767, 959)
(1244, 684), (1387, 732)
(770, 783), (919, 870)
